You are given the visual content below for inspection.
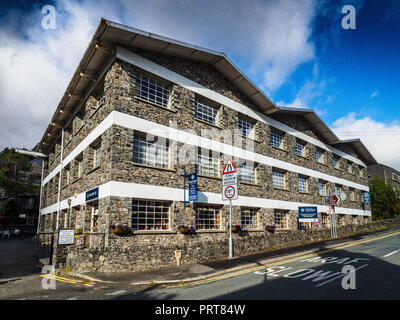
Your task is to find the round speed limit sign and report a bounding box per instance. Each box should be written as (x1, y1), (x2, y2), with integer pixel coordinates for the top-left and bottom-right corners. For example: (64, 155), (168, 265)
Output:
(224, 186), (236, 199)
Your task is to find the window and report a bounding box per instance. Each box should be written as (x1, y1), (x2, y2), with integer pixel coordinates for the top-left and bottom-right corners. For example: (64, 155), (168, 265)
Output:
(321, 213), (330, 229)
(272, 169), (286, 189)
(238, 117), (252, 138)
(334, 184), (342, 195)
(298, 175), (308, 193)
(350, 188), (356, 201)
(316, 149), (324, 164)
(347, 161), (353, 174)
(241, 207), (259, 230)
(65, 167), (70, 185)
(295, 140), (305, 157)
(239, 160), (256, 184)
(134, 72), (170, 108)
(270, 130), (283, 148)
(274, 210), (288, 230)
(133, 134), (169, 168)
(77, 157), (83, 178)
(197, 149), (219, 177)
(131, 199), (171, 231)
(195, 204), (222, 230)
(332, 156), (339, 169)
(93, 143), (101, 168)
(318, 180), (327, 196)
(195, 100), (219, 124)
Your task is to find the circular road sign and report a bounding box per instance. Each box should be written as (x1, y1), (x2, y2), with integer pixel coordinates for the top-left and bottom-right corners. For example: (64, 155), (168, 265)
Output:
(224, 186), (236, 199)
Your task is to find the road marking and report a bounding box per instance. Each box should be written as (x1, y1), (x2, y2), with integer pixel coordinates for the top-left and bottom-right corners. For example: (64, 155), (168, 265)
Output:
(162, 230), (400, 289)
(40, 274), (96, 287)
(383, 249), (400, 258)
(105, 290), (127, 296)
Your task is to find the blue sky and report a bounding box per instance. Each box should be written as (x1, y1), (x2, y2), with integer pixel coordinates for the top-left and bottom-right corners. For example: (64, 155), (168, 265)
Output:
(0, 0), (399, 169)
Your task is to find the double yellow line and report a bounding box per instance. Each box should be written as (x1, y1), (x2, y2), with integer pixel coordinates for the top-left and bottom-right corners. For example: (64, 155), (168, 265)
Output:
(40, 274), (96, 287)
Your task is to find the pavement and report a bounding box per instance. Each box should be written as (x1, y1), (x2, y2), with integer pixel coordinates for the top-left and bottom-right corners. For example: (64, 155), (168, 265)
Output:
(58, 225), (400, 286)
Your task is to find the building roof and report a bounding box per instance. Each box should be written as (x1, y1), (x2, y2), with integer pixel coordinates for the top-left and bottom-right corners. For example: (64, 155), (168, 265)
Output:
(35, 18), (377, 166)
(334, 139), (378, 166)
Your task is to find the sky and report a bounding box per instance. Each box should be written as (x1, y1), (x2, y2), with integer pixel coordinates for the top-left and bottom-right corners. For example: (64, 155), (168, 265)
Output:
(0, 0), (399, 169)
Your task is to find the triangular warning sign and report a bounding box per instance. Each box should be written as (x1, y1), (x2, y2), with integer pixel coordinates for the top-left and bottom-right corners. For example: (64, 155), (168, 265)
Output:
(222, 158), (237, 175)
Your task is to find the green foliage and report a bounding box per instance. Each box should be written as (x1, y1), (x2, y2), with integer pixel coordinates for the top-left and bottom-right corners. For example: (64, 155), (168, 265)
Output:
(370, 174), (400, 220)
(0, 147), (39, 197)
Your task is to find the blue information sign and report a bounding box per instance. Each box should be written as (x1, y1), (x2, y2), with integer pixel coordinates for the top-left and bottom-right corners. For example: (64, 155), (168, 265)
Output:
(188, 172), (198, 201)
(298, 206), (318, 222)
(362, 192), (370, 204)
(86, 187), (99, 202)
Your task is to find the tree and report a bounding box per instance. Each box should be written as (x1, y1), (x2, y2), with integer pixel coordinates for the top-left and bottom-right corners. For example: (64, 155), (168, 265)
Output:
(369, 175), (400, 220)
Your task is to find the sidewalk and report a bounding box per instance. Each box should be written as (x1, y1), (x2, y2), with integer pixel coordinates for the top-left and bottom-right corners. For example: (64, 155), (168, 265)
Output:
(59, 225), (400, 286)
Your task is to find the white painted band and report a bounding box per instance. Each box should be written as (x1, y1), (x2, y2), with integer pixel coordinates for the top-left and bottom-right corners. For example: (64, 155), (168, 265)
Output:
(43, 111), (369, 192)
(40, 181), (371, 217)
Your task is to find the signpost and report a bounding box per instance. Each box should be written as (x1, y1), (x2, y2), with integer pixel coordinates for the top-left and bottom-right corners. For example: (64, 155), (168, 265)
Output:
(222, 159), (238, 258)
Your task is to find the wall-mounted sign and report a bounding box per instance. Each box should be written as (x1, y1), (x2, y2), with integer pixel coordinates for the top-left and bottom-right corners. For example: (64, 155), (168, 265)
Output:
(188, 172), (198, 201)
(85, 187), (99, 202)
(362, 192), (371, 204)
(58, 229), (75, 245)
(298, 206), (318, 222)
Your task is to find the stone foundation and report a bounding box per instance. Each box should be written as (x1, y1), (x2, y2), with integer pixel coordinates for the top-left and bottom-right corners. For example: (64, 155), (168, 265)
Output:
(59, 217), (400, 273)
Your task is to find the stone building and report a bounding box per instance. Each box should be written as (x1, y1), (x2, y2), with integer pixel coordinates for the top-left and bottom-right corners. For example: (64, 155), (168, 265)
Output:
(368, 163), (400, 192)
(35, 19), (378, 272)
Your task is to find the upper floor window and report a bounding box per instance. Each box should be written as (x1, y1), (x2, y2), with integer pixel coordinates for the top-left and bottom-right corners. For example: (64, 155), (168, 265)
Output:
(298, 175), (308, 193)
(332, 156), (339, 169)
(134, 72), (170, 108)
(318, 180), (327, 196)
(295, 140), (306, 157)
(195, 100), (219, 125)
(272, 169), (286, 189)
(238, 160), (256, 184)
(133, 134), (169, 168)
(347, 161), (353, 174)
(93, 143), (101, 168)
(270, 130), (284, 149)
(316, 149), (324, 164)
(238, 117), (253, 138)
(197, 148), (219, 177)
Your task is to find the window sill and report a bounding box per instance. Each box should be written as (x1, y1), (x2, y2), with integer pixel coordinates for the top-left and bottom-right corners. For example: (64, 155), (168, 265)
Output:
(87, 166), (100, 175)
(297, 154), (310, 160)
(134, 96), (177, 113)
(299, 191), (312, 195)
(273, 187), (290, 192)
(194, 118), (222, 129)
(239, 181), (260, 187)
(198, 173), (221, 180)
(195, 229), (225, 233)
(132, 162), (176, 172)
(132, 230), (176, 235)
(242, 229), (264, 232)
(270, 145), (288, 153)
(71, 177), (82, 184)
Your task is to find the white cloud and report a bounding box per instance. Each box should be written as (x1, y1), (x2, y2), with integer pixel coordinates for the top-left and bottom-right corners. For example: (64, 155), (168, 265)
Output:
(0, 0), (318, 151)
(370, 90), (379, 98)
(331, 113), (400, 171)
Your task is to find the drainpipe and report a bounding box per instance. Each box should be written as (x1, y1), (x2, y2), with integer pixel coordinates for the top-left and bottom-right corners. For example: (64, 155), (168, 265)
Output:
(56, 129), (64, 230)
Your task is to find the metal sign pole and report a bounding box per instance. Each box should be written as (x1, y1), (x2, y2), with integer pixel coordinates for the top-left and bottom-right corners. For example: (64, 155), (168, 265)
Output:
(229, 199), (233, 258)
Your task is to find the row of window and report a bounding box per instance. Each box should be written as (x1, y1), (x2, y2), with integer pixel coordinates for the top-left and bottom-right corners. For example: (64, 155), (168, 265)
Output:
(133, 69), (364, 175)
(131, 200), (363, 232)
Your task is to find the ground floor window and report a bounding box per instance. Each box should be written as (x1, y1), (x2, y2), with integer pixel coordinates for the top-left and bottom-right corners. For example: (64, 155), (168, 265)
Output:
(241, 207), (260, 229)
(196, 204), (222, 230)
(274, 209), (288, 230)
(131, 199), (171, 231)
(321, 213), (330, 229)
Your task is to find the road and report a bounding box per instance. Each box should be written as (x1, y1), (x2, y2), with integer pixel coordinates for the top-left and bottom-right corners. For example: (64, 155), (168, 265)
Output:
(1, 231), (400, 300)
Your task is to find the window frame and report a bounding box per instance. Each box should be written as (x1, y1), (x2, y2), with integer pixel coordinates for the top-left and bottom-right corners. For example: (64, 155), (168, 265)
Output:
(131, 199), (171, 231)
(240, 207), (260, 230)
(133, 133), (170, 169)
(194, 99), (220, 125)
(195, 204), (222, 230)
(133, 71), (171, 108)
